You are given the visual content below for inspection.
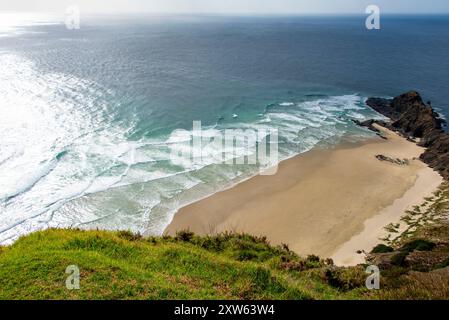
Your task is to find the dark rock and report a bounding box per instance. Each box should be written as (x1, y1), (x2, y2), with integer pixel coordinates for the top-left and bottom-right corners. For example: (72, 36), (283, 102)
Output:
(365, 91), (449, 180)
(420, 135), (449, 178)
(365, 97), (394, 118)
(376, 155), (410, 166)
(352, 119), (388, 139)
(367, 91), (444, 140)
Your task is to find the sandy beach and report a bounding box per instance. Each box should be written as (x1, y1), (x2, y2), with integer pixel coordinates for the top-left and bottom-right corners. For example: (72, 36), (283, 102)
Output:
(165, 125), (442, 264)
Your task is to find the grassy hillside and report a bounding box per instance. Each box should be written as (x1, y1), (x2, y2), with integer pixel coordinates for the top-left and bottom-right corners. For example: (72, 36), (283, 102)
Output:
(1, 184), (448, 300)
(0, 229), (370, 300)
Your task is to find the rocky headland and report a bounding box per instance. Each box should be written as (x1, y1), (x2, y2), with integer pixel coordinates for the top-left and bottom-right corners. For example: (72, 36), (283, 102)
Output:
(363, 91), (449, 180)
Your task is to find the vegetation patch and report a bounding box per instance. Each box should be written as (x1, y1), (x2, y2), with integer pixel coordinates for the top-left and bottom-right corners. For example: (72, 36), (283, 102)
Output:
(0, 186), (447, 300)
(0, 229), (354, 300)
(399, 240), (436, 253)
(371, 244), (394, 254)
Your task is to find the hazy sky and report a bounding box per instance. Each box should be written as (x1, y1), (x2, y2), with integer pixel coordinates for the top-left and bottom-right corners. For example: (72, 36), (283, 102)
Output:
(2, 0), (449, 14)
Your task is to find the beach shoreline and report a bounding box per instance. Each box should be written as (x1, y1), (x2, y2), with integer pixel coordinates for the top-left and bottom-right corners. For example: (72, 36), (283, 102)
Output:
(165, 125), (443, 264)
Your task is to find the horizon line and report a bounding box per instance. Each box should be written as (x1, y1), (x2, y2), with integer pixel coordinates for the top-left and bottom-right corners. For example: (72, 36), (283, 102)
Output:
(2, 10), (449, 16)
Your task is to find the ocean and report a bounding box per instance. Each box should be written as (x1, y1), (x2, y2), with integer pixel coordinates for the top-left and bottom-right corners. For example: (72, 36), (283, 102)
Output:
(1, 14), (448, 243)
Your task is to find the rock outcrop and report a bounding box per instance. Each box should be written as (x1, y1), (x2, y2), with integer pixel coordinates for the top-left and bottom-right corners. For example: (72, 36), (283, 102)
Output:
(375, 155), (410, 166)
(365, 91), (449, 179)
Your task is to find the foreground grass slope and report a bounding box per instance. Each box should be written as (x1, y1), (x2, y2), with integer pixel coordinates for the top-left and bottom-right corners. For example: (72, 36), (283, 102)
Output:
(1, 184), (448, 300)
(0, 229), (369, 300)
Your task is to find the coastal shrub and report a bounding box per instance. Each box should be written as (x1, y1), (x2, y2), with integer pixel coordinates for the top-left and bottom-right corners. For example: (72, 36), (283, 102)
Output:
(229, 235), (271, 250)
(117, 230), (142, 242)
(306, 255), (320, 263)
(146, 237), (158, 244)
(162, 234), (172, 241)
(184, 233), (287, 264)
(232, 247), (276, 262)
(230, 266), (290, 300)
(400, 239), (436, 253)
(304, 255), (321, 267)
(280, 260), (307, 272)
(325, 258), (334, 266)
(175, 230), (195, 242)
(235, 249), (259, 261)
(197, 236), (224, 252)
(391, 252), (409, 267)
(436, 258), (449, 269)
(371, 244), (394, 254)
(279, 258), (324, 272)
(322, 267), (366, 291)
(278, 255), (323, 271)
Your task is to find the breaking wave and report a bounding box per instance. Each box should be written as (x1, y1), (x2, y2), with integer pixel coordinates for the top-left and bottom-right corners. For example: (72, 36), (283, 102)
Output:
(0, 53), (383, 244)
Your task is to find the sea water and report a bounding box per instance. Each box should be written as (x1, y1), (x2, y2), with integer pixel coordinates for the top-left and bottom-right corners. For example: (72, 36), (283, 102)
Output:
(1, 14), (448, 243)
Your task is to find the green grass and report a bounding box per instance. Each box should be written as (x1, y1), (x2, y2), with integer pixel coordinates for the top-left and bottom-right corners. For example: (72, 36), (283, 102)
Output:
(371, 244), (394, 254)
(399, 240), (436, 253)
(1, 184), (448, 300)
(0, 229), (368, 300)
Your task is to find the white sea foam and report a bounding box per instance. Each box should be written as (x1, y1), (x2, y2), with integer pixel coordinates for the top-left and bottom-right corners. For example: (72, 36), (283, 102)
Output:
(0, 158), (58, 201)
(0, 52), (378, 244)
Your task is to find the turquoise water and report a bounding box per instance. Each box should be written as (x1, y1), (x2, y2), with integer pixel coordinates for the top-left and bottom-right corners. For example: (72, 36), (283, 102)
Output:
(1, 14), (448, 243)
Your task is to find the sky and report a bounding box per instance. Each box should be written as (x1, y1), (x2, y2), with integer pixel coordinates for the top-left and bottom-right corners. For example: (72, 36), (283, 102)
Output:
(1, 0), (449, 15)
